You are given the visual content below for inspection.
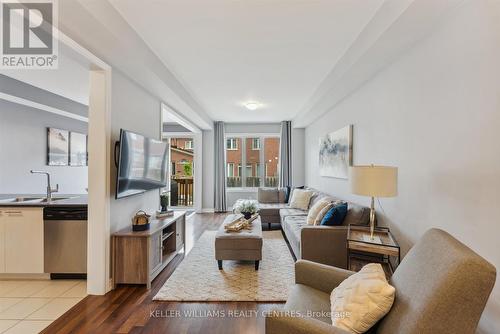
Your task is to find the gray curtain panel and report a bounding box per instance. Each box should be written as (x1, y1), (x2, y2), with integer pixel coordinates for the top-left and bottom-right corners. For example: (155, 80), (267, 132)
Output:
(279, 120), (292, 187)
(214, 121), (227, 212)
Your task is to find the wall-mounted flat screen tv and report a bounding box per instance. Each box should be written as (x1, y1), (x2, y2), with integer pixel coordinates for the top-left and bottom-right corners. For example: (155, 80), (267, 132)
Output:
(116, 129), (168, 199)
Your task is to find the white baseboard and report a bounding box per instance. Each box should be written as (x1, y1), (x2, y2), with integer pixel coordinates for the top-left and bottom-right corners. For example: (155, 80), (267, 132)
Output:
(201, 208), (215, 213)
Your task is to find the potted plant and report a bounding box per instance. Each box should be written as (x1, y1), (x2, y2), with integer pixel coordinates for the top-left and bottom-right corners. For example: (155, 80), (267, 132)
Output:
(234, 200), (258, 220)
(160, 192), (170, 212)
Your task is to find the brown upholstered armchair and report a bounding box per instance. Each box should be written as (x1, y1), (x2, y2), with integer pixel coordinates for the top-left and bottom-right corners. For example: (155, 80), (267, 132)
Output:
(266, 229), (496, 334)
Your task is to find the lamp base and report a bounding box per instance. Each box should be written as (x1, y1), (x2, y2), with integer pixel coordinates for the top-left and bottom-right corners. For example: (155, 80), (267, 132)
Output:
(363, 234), (381, 243)
(369, 196), (376, 240)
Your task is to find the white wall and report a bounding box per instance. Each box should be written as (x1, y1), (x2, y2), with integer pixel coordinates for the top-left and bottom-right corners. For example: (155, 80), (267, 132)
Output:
(292, 127), (305, 186)
(304, 1), (500, 332)
(109, 70), (161, 233)
(225, 123), (281, 134)
(0, 100), (88, 194)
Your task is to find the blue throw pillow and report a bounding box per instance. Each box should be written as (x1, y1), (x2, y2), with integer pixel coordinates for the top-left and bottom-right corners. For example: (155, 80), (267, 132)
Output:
(284, 186), (291, 203)
(320, 202), (348, 226)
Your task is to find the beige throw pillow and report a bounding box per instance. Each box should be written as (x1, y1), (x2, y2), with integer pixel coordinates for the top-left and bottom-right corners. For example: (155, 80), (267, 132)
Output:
(289, 189), (313, 211)
(315, 200), (346, 225)
(314, 202), (335, 225)
(330, 263), (395, 333)
(307, 199), (331, 225)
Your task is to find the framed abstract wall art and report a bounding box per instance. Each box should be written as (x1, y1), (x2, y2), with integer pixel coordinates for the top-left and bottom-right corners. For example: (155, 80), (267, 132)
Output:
(47, 128), (69, 166)
(69, 131), (88, 166)
(319, 125), (353, 179)
(47, 128), (88, 166)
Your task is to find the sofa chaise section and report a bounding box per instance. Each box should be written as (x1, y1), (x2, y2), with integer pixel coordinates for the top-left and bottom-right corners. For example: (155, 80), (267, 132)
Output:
(257, 188), (289, 228)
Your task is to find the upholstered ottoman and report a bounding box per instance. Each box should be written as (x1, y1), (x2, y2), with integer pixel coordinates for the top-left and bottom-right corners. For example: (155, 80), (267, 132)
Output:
(215, 214), (263, 270)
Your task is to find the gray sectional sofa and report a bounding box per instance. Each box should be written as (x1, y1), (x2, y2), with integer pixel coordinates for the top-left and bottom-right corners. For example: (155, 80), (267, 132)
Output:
(256, 187), (371, 269)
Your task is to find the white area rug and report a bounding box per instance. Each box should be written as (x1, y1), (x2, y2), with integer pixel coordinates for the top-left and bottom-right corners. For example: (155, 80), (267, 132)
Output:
(153, 230), (294, 302)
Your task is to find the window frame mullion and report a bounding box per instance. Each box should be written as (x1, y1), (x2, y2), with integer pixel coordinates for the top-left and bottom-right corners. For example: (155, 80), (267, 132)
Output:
(259, 136), (265, 187)
(241, 137), (247, 187)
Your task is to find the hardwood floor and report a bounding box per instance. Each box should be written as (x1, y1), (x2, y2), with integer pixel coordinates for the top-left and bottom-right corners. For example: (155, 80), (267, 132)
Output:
(42, 213), (285, 334)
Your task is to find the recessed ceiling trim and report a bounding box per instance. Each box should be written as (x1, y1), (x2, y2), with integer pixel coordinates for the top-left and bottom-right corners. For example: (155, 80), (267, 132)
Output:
(0, 92), (88, 122)
(162, 102), (201, 134)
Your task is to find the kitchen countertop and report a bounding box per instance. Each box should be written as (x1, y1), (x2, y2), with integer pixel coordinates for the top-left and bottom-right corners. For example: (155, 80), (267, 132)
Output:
(0, 194), (88, 207)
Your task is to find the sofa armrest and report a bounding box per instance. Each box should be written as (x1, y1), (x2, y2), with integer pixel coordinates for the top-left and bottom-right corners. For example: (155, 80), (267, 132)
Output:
(266, 309), (350, 334)
(300, 226), (349, 269)
(295, 260), (354, 294)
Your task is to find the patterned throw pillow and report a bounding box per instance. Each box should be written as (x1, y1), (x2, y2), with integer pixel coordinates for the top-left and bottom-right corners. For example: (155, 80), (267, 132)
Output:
(330, 263), (395, 333)
(306, 199), (331, 225)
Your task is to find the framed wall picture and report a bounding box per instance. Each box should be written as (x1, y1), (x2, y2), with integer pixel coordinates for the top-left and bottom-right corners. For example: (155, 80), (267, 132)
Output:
(70, 132), (88, 166)
(47, 128), (69, 166)
(319, 125), (353, 179)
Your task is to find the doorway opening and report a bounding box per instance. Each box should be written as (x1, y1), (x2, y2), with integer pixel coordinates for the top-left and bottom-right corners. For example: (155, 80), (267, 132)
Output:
(160, 103), (203, 214)
(166, 135), (195, 209)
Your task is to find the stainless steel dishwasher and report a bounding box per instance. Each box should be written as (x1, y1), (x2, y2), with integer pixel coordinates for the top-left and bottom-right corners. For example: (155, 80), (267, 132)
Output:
(44, 206), (87, 278)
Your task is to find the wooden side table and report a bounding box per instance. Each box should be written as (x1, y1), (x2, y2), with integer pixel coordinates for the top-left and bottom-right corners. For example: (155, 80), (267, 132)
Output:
(347, 225), (400, 277)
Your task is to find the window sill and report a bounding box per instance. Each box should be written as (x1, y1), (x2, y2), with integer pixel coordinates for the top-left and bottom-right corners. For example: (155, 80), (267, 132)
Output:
(226, 188), (258, 193)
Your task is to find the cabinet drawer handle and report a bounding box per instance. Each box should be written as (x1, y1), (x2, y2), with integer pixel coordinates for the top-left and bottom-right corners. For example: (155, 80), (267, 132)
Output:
(5, 211), (22, 215)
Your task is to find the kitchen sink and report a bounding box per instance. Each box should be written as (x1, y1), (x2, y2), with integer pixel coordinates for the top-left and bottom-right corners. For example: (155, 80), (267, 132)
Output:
(0, 197), (45, 203)
(40, 197), (73, 202)
(0, 196), (72, 203)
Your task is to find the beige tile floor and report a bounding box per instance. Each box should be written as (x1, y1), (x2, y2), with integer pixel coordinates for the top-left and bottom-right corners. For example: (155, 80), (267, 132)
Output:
(0, 280), (86, 334)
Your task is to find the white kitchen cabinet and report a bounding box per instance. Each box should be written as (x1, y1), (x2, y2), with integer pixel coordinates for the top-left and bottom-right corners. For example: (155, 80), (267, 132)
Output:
(2, 207), (44, 273)
(0, 210), (5, 273)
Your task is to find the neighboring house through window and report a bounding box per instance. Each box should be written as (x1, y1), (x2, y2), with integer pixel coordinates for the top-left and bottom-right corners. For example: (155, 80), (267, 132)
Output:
(225, 135), (280, 188)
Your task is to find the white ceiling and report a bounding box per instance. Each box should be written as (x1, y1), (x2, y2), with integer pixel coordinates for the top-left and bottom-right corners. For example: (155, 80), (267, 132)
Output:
(110, 0), (384, 123)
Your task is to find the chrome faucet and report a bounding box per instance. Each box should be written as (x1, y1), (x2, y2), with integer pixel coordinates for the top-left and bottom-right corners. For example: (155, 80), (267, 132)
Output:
(30, 170), (59, 201)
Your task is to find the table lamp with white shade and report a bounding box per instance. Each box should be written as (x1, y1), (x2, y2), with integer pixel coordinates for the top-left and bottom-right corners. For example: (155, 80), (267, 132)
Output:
(349, 165), (398, 240)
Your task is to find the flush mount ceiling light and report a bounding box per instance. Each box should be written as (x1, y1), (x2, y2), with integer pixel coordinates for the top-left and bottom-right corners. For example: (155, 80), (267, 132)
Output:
(245, 102), (260, 111)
